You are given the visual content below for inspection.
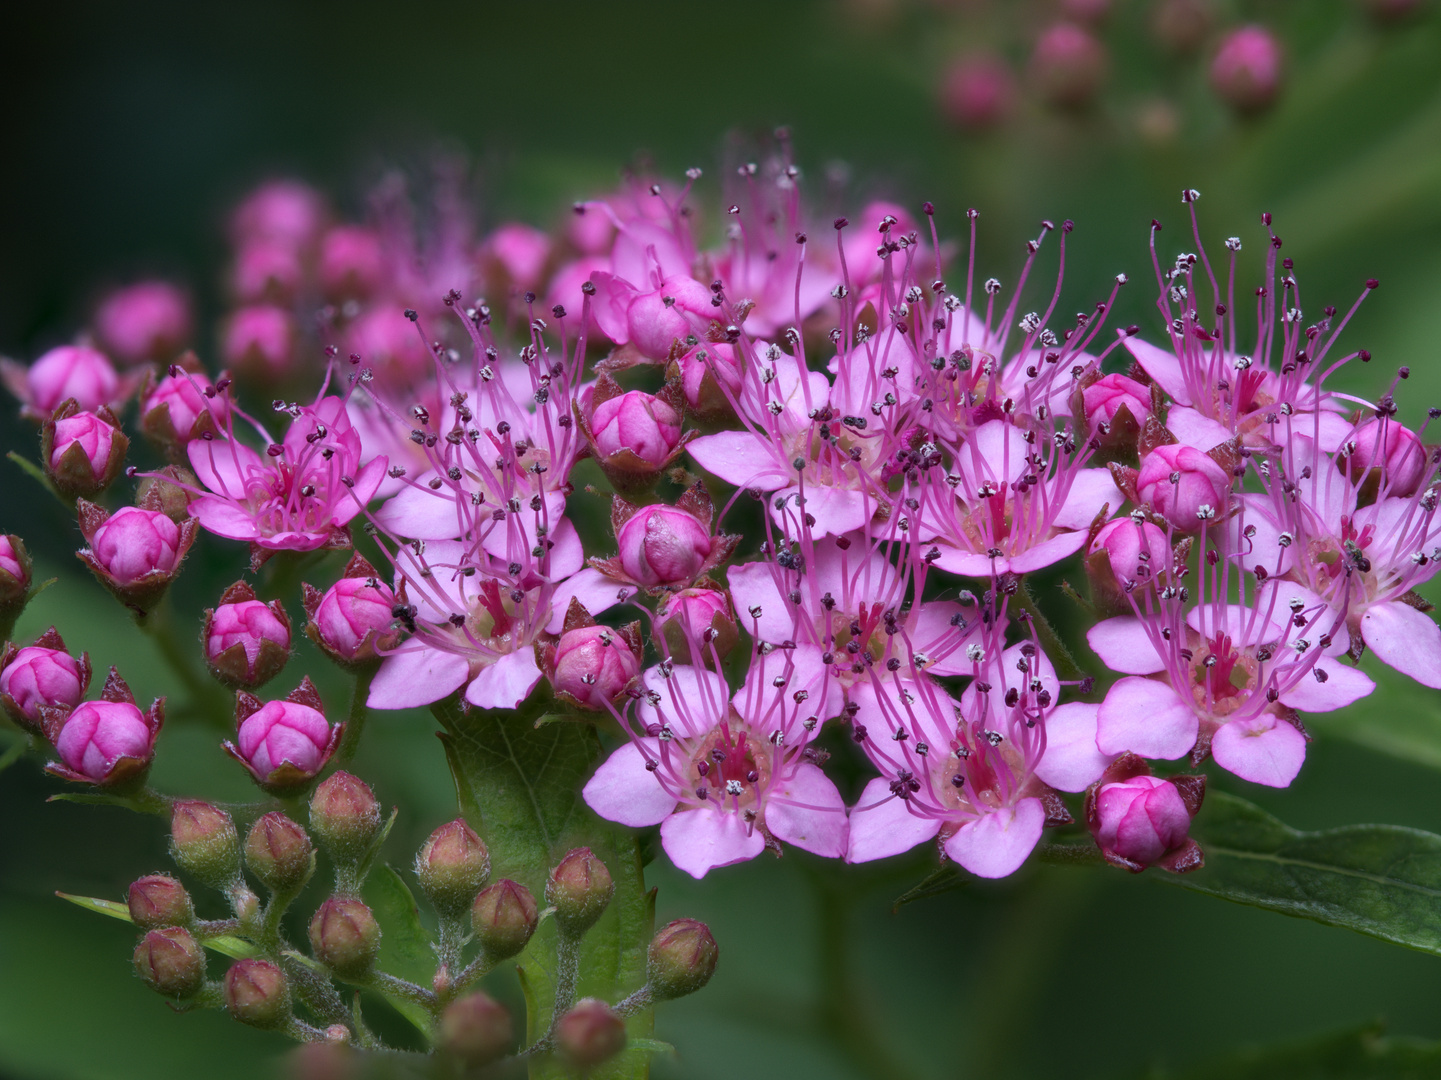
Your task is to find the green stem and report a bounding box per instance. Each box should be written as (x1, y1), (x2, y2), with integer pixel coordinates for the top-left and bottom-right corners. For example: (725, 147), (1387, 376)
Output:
(363, 970), (439, 1017)
(612, 986), (654, 1019)
(280, 953), (353, 1029)
(1011, 580), (1084, 680)
(334, 666), (375, 768)
(135, 598), (229, 725)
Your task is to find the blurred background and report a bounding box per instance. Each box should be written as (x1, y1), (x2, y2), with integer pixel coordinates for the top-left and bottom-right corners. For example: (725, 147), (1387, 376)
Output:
(3, 1), (1441, 1077)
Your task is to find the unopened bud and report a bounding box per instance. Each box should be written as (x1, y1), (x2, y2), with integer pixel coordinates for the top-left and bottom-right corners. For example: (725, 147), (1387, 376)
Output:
(309, 771), (381, 866)
(470, 879), (539, 960)
(556, 998), (626, 1070)
(225, 958), (290, 1028)
(415, 819), (491, 918)
(127, 873), (194, 929)
(308, 897), (381, 977)
(134, 927), (206, 999)
(647, 918), (719, 1000)
(170, 800), (240, 889)
(439, 992), (513, 1065)
(245, 812), (315, 894)
(546, 847), (614, 936)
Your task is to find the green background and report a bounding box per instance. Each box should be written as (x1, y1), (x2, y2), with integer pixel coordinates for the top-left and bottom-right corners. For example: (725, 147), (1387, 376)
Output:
(4, 1), (1441, 1077)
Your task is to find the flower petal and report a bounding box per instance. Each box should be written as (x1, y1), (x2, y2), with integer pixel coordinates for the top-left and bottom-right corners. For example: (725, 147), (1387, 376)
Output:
(1212, 715), (1306, 788)
(1096, 676), (1197, 759)
(660, 807), (766, 879)
(368, 646), (469, 709)
(1034, 702), (1116, 793)
(1087, 617), (1166, 675)
(943, 798), (1045, 879)
(582, 741), (676, 828)
(765, 762), (848, 857)
(465, 649), (543, 710)
(846, 777), (942, 863)
(1361, 601), (1441, 690)
(687, 431), (791, 490)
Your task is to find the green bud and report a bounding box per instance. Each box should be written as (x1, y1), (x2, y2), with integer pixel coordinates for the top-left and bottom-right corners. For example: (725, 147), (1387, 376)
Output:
(439, 991), (513, 1065)
(224, 958), (290, 1028)
(415, 819), (490, 918)
(556, 998), (626, 1070)
(546, 847), (614, 937)
(127, 873), (194, 929)
(470, 879), (539, 960)
(308, 771), (381, 866)
(647, 918), (718, 1000)
(170, 800), (240, 889)
(308, 896), (381, 977)
(133, 927), (206, 999)
(244, 811), (314, 894)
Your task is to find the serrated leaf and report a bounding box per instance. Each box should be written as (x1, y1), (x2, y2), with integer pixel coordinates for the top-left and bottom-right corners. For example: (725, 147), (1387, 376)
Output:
(55, 893), (256, 958)
(1140, 1020), (1441, 1079)
(360, 865), (435, 1036)
(1167, 791), (1441, 956)
(891, 865), (966, 912)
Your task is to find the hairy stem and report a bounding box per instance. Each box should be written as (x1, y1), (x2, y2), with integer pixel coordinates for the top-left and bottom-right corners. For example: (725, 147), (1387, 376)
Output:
(1011, 580), (1084, 680)
(135, 598), (229, 725)
(334, 666), (376, 768)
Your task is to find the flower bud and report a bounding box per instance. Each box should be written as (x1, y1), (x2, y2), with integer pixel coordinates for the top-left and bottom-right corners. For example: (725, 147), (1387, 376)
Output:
(556, 999), (626, 1070)
(673, 342), (742, 424)
(938, 53), (1015, 130)
(627, 277), (713, 360)
(1030, 22), (1108, 109)
(471, 879), (539, 960)
(77, 501), (197, 613)
(551, 625), (640, 710)
(1342, 417), (1427, 499)
(1134, 443), (1232, 532)
(225, 958), (291, 1028)
(43, 405), (128, 497)
(319, 226), (384, 300)
(140, 365), (227, 454)
(134, 927), (207, 999)
(546, 848), (614, 937)
(309, 771), (383, 866)
(234, 240), (304, 304)
(647, 918), (718, 1001)
(15, 344), (120, 417)
(204, 584), (292, 689)
(0, 631), (88, 732)
(170, 800), (241, 889)
(223, 304), (295, 379)
(591, 391), (682, 470)
(1151, 0), (1212, 53)
(127, 873), (195, 929)
(415, 819), (491, 919)
(225, 691), (340, 794)
(308, 897), (381, 977)
(0, 534), (30, 605)
(439, 992), (513, 1065)
(482, 222), (551, 292)
(1086, 757), (1206, 873)
(231, 179), (324, 249)
(1086, 517), (1175, 608)
(1080, 373), (1151, 440)
(1210, 25), (1283, 114)
(616, 505), (712, 588)
(245, 812), (315, 894)
(656, 586), (738, 663)
(95, 281), (191, 365)
(135, 466), (200, 523)
(52, 699), (160, 788)
(303, 558), (399, 668)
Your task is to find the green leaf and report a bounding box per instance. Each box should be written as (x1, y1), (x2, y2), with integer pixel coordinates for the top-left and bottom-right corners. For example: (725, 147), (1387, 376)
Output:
(55, 892), (256, 958)
(891, 865), (965, 912)
(1140, 1020), (1441, 1079)
(1167, 791), (1441, 956)
(360, 865), (436, 1037)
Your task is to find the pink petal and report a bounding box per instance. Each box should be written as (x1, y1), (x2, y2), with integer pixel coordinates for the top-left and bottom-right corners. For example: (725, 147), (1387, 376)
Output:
(1211, 714), (1306, 787)
(726, 561), (795, 644)
(1086, 617), (1166, 675)
(1165, 406), (1234, 451)
(943, 798), (1046, 879)
(907, 601), (977, 676)
(332, 455), (388, 524)
(545, 519), (585, 581)
(582, 741), (676, 828)
(1096, 677), (1197, 759)
(845, 777), (943, 863)
(1124, 337), (1190, 405)
(637, 664), (730, 738)
(188, 497), (262, 542)
(546, 568), (623, 633)
(1034, 702), (1116, 793)
(660, 807), (766, 879)
(771, 484), (873, 539)
(1361, 602), (1441, 690)
(465, 649), (542, 710)
(587, 271), (637, 343)
(187, 438), (263, 496)
(686, 431), (792, 489)
(1277, 657), (1375, 712)
(932, 546), (1014, 578)
(374, 479), (469, 539)
(368, 646), (469, 709)
(1008, 529), (1088, 574)
(1051, 468), (1122, 532)
(765, 762), (848, 857)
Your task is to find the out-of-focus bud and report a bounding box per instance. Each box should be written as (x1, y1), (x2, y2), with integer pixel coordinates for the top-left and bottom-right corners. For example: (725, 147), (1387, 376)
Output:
(656, 584), (739, 663)
(308, 897), (381, 977)
(245, 812), (315, 894)
(471, 879), (539, 960)
(1210, 25), (1283, 114)
(344, 308), (431, 386)
(547, 848), (614, 937)
(556, 999), (627, 1070)
(672, 342), (742, 425)
(1364, 0), (1425, 22)
(223, 678), (341, 794)
(548, 621), (642, 711)
(415, 819), (491, 919)
(1, 344), (121, 420)
(0, 627), (90, 733)
(76, 500), (198, 614)
(319, 225), (384, 300)
(302, 553), (399, 668)
(42, 402), (129, 498)
(439, 992), (513, 1065)
(223, 305), (295, 380)
(134, 927), (207, 999)
(231, 179), (325, 250)
(1085, 753), (1205, 872)
(95, 281), (191, 366)
(127, 873), (195, 929)
(140, 362), (228, 456)
(1030, 22), (1108, 109)
(225, 958), (291, 1028)
(309, 771), (382, 866)
(49, 691), (163, 789)
(647, 918), (718, 1001)
(1151, 0), (1212, 52)
(171, 800), (242, 889)
(0, 534), (31, 607)
(234, 241), (305, 304)
(482, 222), (552, 293)
(1342, 417), (1427, 499)
(1134, 443), (1232, 532)
(1062, 0), (1111, 20)
(938, 53), (1016, 131)
(204, 581), (292, 689)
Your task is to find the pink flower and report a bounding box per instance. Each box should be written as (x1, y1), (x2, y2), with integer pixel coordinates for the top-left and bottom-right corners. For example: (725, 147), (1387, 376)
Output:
(1211, 25), (1283, 113)
(2, 344), (121, 419)
(222, 305), (294, 377)
(45, 668), (163, 788)
(1341, 417), (1427, 498)
(204, 582), (291, 689)
(223, 679), (340, 792)
(939, 53), (1015, 130)
(1086, 755), (1205, 872)
(614, 504), (714, 589)
(582, 645), (846, 879)
(303, 553), (399, 666)
(319, 226), (384, 299)
(673, 342), (742, 421)
(1134, 442), (1232, 531)
(44, 406), (128, 497)
(1088, 515), (1174, 586)
(344, 307), (432, 385)
(483, 223), (551, 291)
(231, 179), (325, 249)
(140, 366), (229, 452)
(589, 273), (714, 360)
(1030, 22), (1108, 108)
(549, 623), (641, 710)
(656, 585), (738, 664)
(590, 390), (682, 469)
(95, 281), (191, 365)
(0, 628), (90, 731)
(233, 241), (304, 304)
(0, 535), (30, 612)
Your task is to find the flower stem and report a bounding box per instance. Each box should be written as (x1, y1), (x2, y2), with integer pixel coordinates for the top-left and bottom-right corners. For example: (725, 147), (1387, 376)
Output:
(1011, 580), (1084, 680)
(334, 667), (375, 768)
(135, 598), (229, 726)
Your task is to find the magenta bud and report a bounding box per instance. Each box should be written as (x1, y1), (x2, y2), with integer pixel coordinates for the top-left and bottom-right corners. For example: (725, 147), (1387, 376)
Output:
(234, 240), (304, 304)
(43, 404), (129, 497)
(140, 365), (227, 454)
(308, 897), (381, 977)
(51, 698), (161, 788)
(483, 222), (552, 291)
(1210, 25), (1283, 114)
(223, 304), (295, 379)
(127, 873), (195, 929)
(77, 500), (198, 614)
(440, 991), (513, 1064)
(674, 342), (742, 423)
(656, 586), (738, 663)
(415, 819), (491, 918)
(171, 800), (241, 889)
(1080, 373), (1151, 439)
(224, 679), (341, 794)
(1135, 443), (1232, 532)
(471, 879), (539, 960)
(0, 534), (31, 600)
(204, 583), (292, 689)
(134, 927), (207, 999)
(547, 848), (614, 936)
(309, 771), (383, 866)
(1342, 417), (1427, 498)
(616, 505), (713, 588)
(1030, 22), (1108, 109)
(1086, 755), (1206, 873)
(224, 958), (291, 1028)
(556, 999), (627, 1070)
(626, 276), (713, 360)
(319, 225), (384, 300)
(96, 281), (191, 365)
(591, 390), (682, 470)
(0, 629), (89, 733)
(1087, 516), (1176, 612)
(647, 918), (719, 1001)
(551, 625), (641, 710)
(231, 179), (324, 248)
(11, 344), (120, 418)
(938, 53), (1016, 130)
(302, 555), (399, 667)
(245, 812), (315, 894)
